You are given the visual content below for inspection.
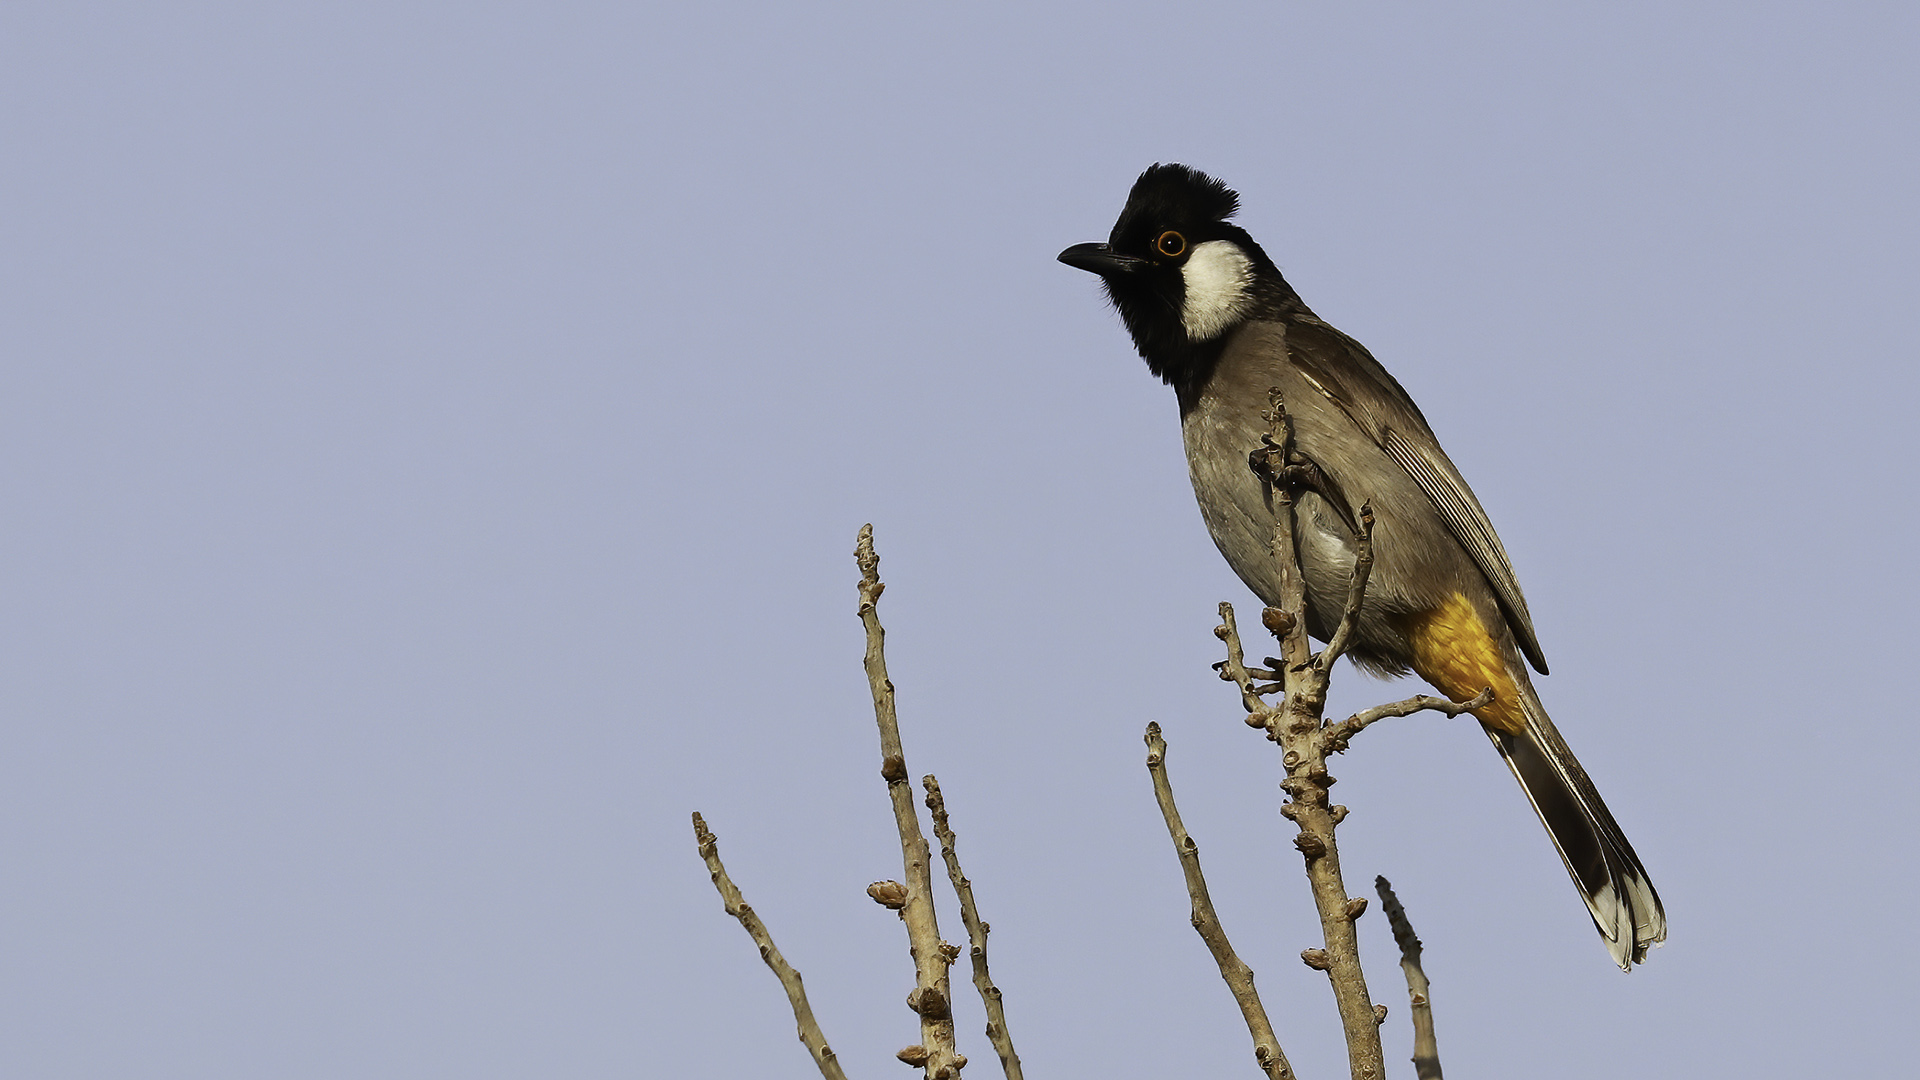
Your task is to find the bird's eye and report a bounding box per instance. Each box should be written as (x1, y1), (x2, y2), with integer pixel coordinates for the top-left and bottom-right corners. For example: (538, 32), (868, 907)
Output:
(1155, 230), (1187, 258)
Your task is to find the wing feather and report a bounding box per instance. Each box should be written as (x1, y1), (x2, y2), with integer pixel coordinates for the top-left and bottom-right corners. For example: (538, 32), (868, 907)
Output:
(1285, 317), (1549, 673)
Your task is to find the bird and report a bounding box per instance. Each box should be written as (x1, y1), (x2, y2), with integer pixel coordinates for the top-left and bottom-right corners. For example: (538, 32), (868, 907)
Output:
(1058, 163), (1665, 969)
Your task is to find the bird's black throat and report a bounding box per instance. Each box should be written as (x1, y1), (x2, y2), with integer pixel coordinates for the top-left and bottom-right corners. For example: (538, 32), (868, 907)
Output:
(1105, 273), (1304, 415)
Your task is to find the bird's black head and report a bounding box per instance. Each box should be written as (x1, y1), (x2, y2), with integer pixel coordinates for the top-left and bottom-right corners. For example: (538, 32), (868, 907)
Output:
(1059, 164), (1295, 395)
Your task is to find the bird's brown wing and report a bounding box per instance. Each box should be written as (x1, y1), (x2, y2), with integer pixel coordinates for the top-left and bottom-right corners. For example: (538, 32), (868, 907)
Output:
(1283, 316), (1548, 674)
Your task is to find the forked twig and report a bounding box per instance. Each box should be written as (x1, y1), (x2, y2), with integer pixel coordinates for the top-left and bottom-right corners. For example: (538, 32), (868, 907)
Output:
(1316, 500), (1375, 673)
(1323, 688), (1495, 755)
(856, 524), (961, 1078)
(1247, 389), (1387, 1079)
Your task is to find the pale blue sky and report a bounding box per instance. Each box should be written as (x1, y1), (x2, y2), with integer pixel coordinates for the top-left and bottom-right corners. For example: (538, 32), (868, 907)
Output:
(1, 3), (1915, 1076)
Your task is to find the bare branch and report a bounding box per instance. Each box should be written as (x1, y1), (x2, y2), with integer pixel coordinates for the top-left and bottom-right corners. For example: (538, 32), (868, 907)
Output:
(1322, 688), (1495, 754)
(1376, 877), (1443, 1080)
(855, 524), (962, 1079)
(1264, 619), (1385, 1079)
(1144, 723), (1293, 1080)
(1251, 389), (1387, 1080)
(690, 812), (850, 1080)
(923, 777), (1023, 1080)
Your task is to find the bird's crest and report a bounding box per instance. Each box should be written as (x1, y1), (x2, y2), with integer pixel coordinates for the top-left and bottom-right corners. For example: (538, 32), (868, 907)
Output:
(1112, 163), (1241, 245)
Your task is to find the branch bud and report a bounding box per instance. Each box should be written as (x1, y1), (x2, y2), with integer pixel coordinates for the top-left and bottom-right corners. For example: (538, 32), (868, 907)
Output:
(1301, 948), (1332, 970)
(1344, 897), (1368, 920)
(897, 1045), (929, 1067)
(1373, 1003), (1389, 1025)
(1262, 607), (1295, 636)
(880, 754), (908, 783)
(1294, 832), (1326, 858)
(867, 881), (909, 909)
(907, 986), (951, 1020)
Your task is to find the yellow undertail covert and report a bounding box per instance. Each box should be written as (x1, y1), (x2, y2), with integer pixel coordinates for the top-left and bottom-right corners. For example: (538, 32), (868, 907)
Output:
(1398, 592), (1525, 735)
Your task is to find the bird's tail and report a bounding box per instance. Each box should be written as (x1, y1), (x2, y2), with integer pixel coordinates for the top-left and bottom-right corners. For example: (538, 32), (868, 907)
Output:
(1487, 677), (1666, 969)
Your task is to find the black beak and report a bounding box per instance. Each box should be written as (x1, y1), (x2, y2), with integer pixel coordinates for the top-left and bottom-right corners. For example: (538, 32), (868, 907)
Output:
(1058, 242), (1147, 278)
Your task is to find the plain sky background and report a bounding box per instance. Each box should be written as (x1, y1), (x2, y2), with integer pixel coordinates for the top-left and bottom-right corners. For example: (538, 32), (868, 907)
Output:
(2, 2), (1916, 1077)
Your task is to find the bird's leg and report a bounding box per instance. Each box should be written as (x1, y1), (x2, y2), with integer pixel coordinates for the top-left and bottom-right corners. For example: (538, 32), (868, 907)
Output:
(1247, 435), (1288, 489)
(1212, 658), (1283, 691)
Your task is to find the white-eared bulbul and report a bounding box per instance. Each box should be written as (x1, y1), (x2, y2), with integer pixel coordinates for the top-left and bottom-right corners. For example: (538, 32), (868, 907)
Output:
(1059, 164), (1665, 969)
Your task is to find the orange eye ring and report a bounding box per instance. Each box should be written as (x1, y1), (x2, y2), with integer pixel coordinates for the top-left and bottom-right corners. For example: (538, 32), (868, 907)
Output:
(1155, 230), (1187, 258)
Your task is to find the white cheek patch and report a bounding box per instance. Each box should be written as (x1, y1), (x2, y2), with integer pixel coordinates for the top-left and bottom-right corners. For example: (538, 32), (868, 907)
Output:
(1179, 240), (1255, 341)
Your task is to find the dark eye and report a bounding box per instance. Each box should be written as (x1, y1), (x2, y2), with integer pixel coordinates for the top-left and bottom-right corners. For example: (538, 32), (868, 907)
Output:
(1155, 230), (1187, 258)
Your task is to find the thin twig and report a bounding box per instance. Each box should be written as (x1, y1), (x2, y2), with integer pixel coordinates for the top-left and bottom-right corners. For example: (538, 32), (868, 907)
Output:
(1376, 877), (1443, 1080)
(923, 776), (1022, 1080)
(1316, 501), (1376, 673)
(1144, 723), (1293, 1080)
(691, 812), (850, 1080)
(1322, 688), (1495, 754)
(856, 524), (961, 1079)
(1215, 602), (1278, 721)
